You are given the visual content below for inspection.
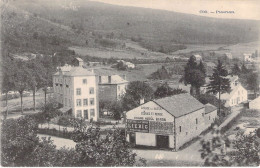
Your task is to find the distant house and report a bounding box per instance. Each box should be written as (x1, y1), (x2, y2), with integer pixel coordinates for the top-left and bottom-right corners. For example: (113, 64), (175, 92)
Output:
(193, 54), (202, 61)
(125, 93), (217, 151)
(249, 96), (260, 110)
(71, 57), (84, 67)
(94, 69), (129, 102)
(116, 60), (135, 69)
(224, 53), (232, 59)
(244, 53), (253, 62)
(217, 75), (247, 107)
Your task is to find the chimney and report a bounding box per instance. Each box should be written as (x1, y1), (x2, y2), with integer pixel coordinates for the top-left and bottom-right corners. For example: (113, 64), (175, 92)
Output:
(140, 98), (144, 105)
(122, 74), (126, 80)
(108, 76), (111, 83)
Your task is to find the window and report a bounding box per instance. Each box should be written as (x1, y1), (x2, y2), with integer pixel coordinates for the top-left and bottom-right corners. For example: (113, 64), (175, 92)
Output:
(76, 110), (82, 118)
(76, 99), (81, 106)
(209, 116), (211, 120)
(118, 86), (120, 91)
(66, 85), (69, 88)
(83, 79), (87, 84)
(90, 98), (95, 105)
(90, 109), (95, 117)
(186, 132), (188, 135)
(202, 113), (204, 117)
(196, 118), (198, 124)
(99, 76), (102, 83)
(179, 126), (181, 132)
(76, 88), (81, 95)
(84, 110), (88, 119)
(83, 99), (88, 106)
(89, 87), (94, 94)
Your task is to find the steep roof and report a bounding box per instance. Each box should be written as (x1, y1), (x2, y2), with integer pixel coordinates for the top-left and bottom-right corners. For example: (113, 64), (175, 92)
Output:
(205, 103), (217, 114)
(153, 93), (204, 117)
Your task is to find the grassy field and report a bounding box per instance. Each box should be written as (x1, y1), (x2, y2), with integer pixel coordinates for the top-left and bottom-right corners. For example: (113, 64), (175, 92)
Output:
(215, 41), (260, 59)
(69, 45), (171, 60)
(226, 109), (260, 139)
(1, 93), (45, 113)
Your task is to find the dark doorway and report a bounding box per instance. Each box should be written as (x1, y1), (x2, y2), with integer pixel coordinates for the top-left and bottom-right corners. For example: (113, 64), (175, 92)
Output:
(129, 132), (136, 145)
(156, 135), (169, 148)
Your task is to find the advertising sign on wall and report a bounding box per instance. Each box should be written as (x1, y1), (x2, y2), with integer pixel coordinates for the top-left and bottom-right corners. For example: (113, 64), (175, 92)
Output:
(127, 119), (149, 133)
(127, 119), (173, 134)
(149, 121), (173, 134)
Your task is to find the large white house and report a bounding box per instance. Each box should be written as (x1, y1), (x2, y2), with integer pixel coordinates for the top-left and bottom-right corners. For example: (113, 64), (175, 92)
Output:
(126, 94), (217, 151)
(218, 75), (248, 107)
(53, 64), (99, 121)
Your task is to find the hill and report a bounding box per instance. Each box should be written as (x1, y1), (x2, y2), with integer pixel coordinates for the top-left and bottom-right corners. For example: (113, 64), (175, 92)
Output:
(1, 0), (259, 59)
(8, 0), (260, 45)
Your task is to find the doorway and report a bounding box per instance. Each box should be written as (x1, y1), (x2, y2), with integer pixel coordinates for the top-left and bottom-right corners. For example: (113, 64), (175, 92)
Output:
(156, 135), (169, 148)
(129, 132), (136, 145)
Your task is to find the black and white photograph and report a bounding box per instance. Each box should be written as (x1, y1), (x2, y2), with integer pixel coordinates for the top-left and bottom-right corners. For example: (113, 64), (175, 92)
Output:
(0, 0), (260, 166)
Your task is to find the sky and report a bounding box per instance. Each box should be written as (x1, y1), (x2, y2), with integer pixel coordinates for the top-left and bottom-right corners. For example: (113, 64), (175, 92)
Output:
(91, 0), (260, 20)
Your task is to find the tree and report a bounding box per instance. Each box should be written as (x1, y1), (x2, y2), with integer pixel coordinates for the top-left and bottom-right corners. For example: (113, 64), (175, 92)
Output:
(149, 66), (171, 80)
(200, 128), (259, 166)
(121, 81), (154, 111)
(154, 82), (186, 99)
(116, 61), (127, 70)
(1, 56), (15, 119)
(13, 60), (31, 114)
(246, 72), (259, 98)
(207, 60), (231, 114)
(27, 59), (45, 111)
(198, 60), (206, 76)
(231, 63), (241, 76)
(71, 122), (146, 166)
(1, 116), (77, 166)
(241, 63), (249, 74)
(108, 101), (123, 120)
(182, 56), (206, 95)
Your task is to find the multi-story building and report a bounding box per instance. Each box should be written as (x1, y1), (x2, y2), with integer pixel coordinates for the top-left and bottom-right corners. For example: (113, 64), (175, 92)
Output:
(126, 93), (217, 151)
(94, 69), (129, 102)
(53, 64), (99, 121)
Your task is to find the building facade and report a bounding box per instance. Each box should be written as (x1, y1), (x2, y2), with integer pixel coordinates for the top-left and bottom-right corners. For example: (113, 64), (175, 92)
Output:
(53, 64), (99, 121)
(98, 75), (128, 101)
(217, 75), (248, 107)
(125, 94), (217, 151)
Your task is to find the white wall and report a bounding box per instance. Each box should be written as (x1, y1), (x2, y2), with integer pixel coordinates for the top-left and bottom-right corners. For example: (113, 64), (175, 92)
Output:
(175, 108), (205, 149)
(136, 132), (156, 146)
(126, 101), (175, 122)
(225, 85), (247, 107)
(73, 76), (98, 121)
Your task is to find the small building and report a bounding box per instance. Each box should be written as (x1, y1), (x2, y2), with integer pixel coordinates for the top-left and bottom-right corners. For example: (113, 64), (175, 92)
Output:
(126, 94), (217, 151)
(71, 57), (84, 67)
(244, 53), (253, 62)
(249, 96), (260, 110)
(224, 53), (233, 59)
(193, 54), (202, 62)
(94, 69), (129, 102)
(116, 60), (135, 69)
(53, 64), (99, 121)
(220, 84), (248, 107)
